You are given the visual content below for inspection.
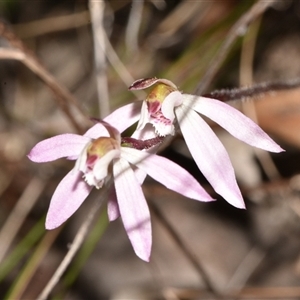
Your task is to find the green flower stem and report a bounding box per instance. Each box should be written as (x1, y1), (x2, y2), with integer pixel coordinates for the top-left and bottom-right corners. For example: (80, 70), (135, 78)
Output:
(5, 224), (63, 300)
(0, 217), (45, 283)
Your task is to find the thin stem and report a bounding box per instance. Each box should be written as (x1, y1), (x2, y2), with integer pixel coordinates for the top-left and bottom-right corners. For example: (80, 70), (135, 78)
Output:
(89, 0), (110, 118)
(239, 16), (261, 86)
(103, 31), (146, 98)
(224, 246), (266, 292)
(203, 78), (300, 102)
(0, 177), (46, 263)
(58, 208), (109, 297)
(7, 228), (63, 300)
(125, 0), (144, 54)
(0, 218), (45, 283)
(149, 201), (219, 297)
(37, 186), (109, 300)
(239, 17), (281, 180)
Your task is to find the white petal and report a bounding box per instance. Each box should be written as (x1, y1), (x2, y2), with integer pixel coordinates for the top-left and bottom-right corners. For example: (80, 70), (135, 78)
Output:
(161, 91), (183, 121)
(74, 144), (89, 173)
(132, 123), (159, 140)
(136, 100), (150, 131)
(152, 121), (174, 136)
(93, 149), (121, 181)
(183, 94), (284, 153)
(176, 105), (245, 209)
(83, 172), (103, 188)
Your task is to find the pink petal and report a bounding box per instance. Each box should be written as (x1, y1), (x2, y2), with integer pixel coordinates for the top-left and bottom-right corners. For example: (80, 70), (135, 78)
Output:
(107, 187), (120, 221)
(85, 102), (142, 139)
(83, 122), (109, 139)
(183, 94), (284, 153)
(46, 170), (93, 229)
(176, 105), (245, 209)
(28, 134), (91, 163)
(104, 122), (121, 145)
(121, 147), (214, 202)
(113, 158), (152, 262)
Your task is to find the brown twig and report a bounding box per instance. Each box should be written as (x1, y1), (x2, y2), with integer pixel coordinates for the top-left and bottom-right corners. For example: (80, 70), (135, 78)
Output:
(149, 200), (220, 297)
(0, 21), (87, 133)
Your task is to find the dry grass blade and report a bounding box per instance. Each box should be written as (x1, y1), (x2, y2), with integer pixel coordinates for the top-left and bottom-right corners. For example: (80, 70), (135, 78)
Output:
(7, 228), (62, 300)
(195, 0), (279, 94)
(0, 177), (46, 264)
(89, 0), (110, 118)
(37, 183), (110, 300)
(239, 17), (280, 180)
(125, 0), (144, 54)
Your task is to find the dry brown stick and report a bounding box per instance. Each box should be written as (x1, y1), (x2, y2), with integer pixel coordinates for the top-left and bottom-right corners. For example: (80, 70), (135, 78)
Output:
(195, 0), (279, 95)
(149, 200), (220, 298)
(0, 21), (87, 133)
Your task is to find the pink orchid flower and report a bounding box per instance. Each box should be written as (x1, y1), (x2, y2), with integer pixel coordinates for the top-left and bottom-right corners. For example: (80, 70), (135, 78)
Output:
(28, 121), (213, 261)
(129, 78), (284, 209)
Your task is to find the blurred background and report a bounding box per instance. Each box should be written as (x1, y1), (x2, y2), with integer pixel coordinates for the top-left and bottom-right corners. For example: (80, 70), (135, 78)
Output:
(1, 0), (300, 299)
